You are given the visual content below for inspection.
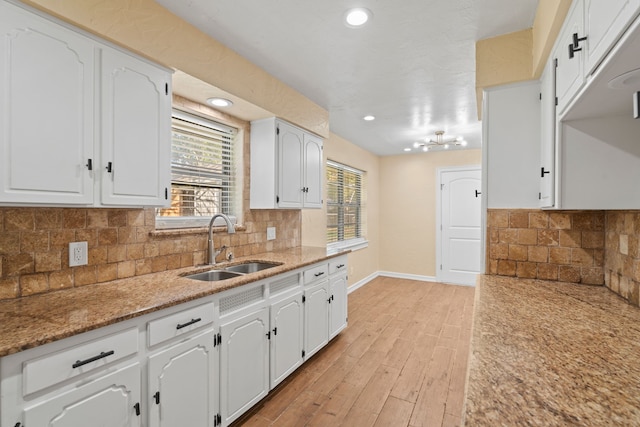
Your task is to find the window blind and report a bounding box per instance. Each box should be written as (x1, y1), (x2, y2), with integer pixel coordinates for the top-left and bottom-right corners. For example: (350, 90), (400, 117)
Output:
(326, 161), (363, 244)
(157, 110), (237, 220)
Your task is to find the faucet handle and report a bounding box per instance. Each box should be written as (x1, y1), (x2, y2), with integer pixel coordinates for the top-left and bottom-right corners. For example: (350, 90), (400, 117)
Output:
(227, 252), (234, 261)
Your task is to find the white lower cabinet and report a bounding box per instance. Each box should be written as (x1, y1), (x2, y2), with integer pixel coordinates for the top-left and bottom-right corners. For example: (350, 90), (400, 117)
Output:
(219, 306), (270, 426)
(304, 280), (330, 359)
(0, 258), (348, 427)
(269, 291), (304, 389)
(148, 329), (217, 427)
(329, 272), (348, 339)
(23, 362), (141, 427)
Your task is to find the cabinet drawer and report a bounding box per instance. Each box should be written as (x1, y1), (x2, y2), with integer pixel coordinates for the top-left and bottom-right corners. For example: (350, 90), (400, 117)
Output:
(329, 258), (347, 275)
(148, 302), (214, 347)
(303, 264), (328, 284)
(23, 327), (138, 395)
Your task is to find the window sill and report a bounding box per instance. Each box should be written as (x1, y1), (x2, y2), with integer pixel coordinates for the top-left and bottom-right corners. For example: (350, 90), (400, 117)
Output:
(327, 238), (368, 255)
(150, 224), (246, 238)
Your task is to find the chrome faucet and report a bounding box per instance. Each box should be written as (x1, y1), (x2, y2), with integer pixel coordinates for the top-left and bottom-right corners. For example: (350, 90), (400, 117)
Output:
(208, 213), (235, 265)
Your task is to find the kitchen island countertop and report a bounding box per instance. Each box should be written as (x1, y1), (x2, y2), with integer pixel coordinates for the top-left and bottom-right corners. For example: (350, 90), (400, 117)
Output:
(464, 275), (640, 425)
(0, 246), (344, 357)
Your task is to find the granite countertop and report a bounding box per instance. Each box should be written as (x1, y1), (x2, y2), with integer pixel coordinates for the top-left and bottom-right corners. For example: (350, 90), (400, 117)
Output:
(0, 246), (344, 358)
(464, 275), (640, 426)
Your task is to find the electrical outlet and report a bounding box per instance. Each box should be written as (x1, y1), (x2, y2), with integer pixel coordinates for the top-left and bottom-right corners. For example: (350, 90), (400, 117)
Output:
(69, 241), (88, 267)
(266, 227), (276, 241)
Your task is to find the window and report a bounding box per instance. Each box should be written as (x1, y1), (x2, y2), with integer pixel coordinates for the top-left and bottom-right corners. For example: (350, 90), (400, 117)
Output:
(156, 110), (239, 228)
(326, 161), (367, 252)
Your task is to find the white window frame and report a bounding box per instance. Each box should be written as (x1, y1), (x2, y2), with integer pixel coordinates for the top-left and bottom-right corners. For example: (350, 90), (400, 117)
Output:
(156, 109), (240, 229)
(326, 160), (368, 254)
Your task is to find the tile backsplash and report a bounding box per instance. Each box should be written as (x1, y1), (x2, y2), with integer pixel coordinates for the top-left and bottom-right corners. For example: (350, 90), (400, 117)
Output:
(604, 211), (640, 307)
(0, 207), (300, 300)
(486, 209), (605, 285)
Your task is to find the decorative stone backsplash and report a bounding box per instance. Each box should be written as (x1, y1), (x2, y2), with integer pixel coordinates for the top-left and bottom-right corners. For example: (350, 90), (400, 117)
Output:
(486, 209), (605, 285)
(604, 211), (640, 307)
(0, 207), (300, 301)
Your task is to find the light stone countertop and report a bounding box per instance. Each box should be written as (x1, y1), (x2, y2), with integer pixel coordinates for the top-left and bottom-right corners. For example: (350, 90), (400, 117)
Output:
(0, 246), (345, 357)
(464, 275), (640, 426)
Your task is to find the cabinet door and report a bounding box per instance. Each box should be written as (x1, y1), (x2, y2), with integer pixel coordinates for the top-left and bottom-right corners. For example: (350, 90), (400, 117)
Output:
(100, 47), (171, 207)
(539, 58), (556, 208)
(276, 121), (304, 208)
(270, 293), (304, 389)
(148, 330), (217, 427)
(220, 306), (269, 426)
(329, 273), (348, 339)
(555, 0), (585, 114)
(23, 363), (141, 427)
(304, 281), (329, 359)
(584, 0), (640, 74)
(303, 134), (323, 208)
(0, 2), (94, 205)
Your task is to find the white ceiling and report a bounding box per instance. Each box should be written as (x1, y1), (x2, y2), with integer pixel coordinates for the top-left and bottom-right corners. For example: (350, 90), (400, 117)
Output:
(158, 0), (539, 156)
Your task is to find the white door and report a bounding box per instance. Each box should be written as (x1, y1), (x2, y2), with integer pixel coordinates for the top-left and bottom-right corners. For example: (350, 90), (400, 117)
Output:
(540, 57), (556, 208)
(277, 121), (304, 208)
(100, 46), (171, 207)
(304, 281), (329, 359)
(0, 1), (95, 205)
(220, 307), (270, 426)
(439, 168), (481, 286)
(329, 273), (348, 339)
(303, 134), (323, 208)
(148, 330), (216, 427)
(24, 363), (141, 427)
(270, 293), (304, 389)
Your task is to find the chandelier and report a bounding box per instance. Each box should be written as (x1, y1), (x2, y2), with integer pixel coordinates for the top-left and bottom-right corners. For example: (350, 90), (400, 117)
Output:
(413, 130), (467, 152)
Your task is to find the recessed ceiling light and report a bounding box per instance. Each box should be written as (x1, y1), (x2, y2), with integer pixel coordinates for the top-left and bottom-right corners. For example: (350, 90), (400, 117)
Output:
(363, 115), (375, 121)
(404, 148), (411, 152)
(345, 8), (372, 28)
(206, 97), (233, 107)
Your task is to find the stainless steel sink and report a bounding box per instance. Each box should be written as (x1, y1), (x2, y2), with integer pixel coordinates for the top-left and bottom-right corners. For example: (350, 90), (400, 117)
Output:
(224, 262), (280, 274)
(185, 270), (243, 282)
(184, 261), (281, 282)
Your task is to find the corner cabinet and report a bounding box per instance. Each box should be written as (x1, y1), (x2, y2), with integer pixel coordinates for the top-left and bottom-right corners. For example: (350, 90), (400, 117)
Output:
(250, 118), (323, 209)
(0, 0), (171, 208)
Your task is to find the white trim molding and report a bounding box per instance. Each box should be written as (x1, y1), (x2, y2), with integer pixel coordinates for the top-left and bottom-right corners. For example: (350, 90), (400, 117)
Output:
(347, 270), (476, 294)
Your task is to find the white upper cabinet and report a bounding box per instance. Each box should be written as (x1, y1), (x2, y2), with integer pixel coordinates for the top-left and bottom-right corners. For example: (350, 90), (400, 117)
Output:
(100, 47), (171, 206)
(539, 58), (557, 208)
(0, 1), (95, 205)
(555, 0), (640, 115)
(555, 0), (585, 114)
(584, 0), (640, 74)
(0, 0), (171, 207)
(250, 117), (323, 209)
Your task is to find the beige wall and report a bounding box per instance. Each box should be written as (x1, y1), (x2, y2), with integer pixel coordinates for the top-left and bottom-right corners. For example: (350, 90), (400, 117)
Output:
(21, 0), (329, 138)
(302, 133), (381, 285)
(532, 0), (572, 78)
(379, 150), (482, 277)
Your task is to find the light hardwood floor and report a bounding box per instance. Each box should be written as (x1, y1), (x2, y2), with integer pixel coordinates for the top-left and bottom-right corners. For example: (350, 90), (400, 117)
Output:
(233, 276), (476, 427)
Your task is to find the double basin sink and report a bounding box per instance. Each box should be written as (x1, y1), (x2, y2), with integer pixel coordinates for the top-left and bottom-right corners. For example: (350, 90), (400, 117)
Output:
(184, 261), (281, 282)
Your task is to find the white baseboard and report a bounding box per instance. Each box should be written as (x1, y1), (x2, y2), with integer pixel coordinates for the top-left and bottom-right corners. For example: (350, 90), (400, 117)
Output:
(347, 271), (475, 294)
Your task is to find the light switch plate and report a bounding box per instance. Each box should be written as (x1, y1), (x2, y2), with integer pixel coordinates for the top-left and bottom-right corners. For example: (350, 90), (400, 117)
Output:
(69, 241), (88, 267)
(266, 227), (276, 241)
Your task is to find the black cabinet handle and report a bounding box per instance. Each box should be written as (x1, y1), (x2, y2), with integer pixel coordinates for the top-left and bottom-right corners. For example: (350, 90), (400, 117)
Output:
(176, 317), (202, 330)
(336, 264), (345, 269)
(314, 271), (325, 277)
(86, 159), (93, 171)
(273, 327), (277, 336)
(106, 162), (113, 173)
(541, 167), (550, 178)
(14, 423), (22, 427)
(266, 331), (271, 339)
(134, 402), (141, 416)
(475, 190), (481, 198)
(72, 350), (114, 368)
(568, 32), (587, 58)
(153, 391), (160, 404)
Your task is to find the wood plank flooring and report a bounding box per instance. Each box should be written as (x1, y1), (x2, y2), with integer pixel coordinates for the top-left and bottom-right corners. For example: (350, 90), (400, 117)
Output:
(232, 276), (475, 427)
